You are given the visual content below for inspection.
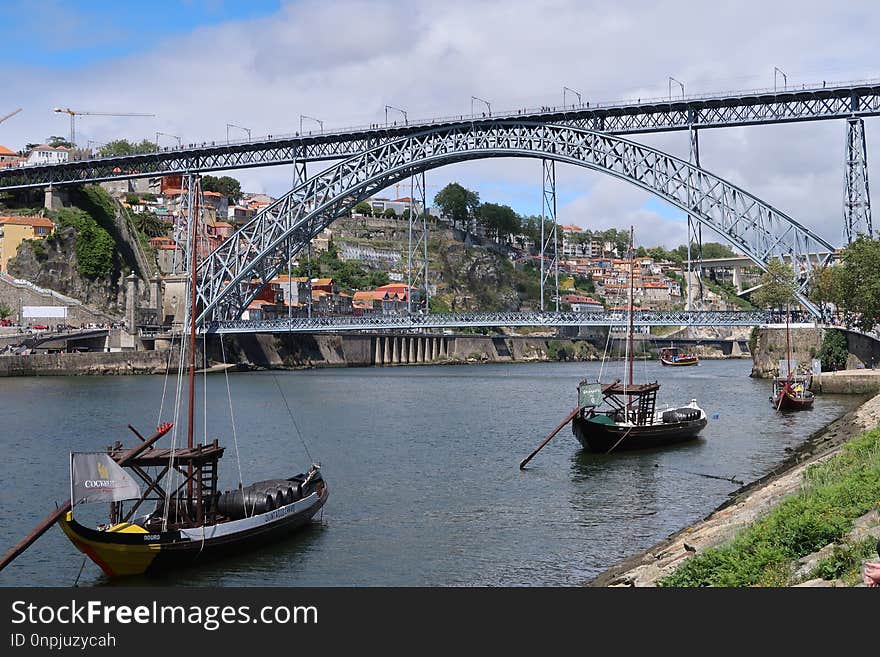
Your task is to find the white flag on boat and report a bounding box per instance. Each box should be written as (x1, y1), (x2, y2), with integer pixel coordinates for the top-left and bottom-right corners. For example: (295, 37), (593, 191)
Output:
(70, 452), (141, 505)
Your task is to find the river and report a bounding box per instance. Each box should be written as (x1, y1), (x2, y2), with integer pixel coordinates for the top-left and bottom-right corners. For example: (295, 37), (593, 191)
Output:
(0, 359), (866, 586)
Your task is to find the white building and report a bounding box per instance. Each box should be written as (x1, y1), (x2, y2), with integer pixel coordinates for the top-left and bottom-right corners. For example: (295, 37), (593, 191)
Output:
(26, 145), (69, 166)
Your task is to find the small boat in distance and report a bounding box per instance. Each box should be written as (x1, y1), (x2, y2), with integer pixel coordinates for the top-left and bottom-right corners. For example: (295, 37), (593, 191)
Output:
(769, 302), (814, 412)
(660, 346), (699, 366)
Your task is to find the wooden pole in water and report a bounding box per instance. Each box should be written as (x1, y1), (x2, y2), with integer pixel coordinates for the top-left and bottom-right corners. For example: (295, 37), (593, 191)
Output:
(519, 407), (580, 470)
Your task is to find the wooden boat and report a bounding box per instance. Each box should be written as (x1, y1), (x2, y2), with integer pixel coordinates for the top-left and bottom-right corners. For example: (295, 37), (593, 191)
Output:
(0, 176), (328, 579)
(660, 346), (699, 366)
(769, 302), (814, 412)
(570, 227), (707, 453)
(770, 375), (814, 411)
(572, 380), (707, 452)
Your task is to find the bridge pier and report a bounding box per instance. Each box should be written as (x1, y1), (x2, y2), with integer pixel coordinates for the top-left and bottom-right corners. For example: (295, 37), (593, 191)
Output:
(383, 336), (391, 365)
(392, 336), (400, 364)
(432, 337), (439, 361)
(374, 336), (382, 365)
(417, 337), (425, 363)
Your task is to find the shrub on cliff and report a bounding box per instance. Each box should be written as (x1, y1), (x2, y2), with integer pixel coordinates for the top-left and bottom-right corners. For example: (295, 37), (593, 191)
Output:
(54, 207), (114, 278)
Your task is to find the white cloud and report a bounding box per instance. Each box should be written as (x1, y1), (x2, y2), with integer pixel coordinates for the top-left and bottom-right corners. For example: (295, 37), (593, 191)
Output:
(2, 0), (879, 249)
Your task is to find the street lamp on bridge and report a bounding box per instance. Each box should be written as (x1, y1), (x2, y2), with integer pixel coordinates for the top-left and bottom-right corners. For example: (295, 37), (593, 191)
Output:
(563, 86), (582, 109)
(774, 67), (788, 92)
(471, 96), (491, 117)
(156, 131), (181, 150)
(668, 77), (685, 100)
(385, 105), (407, 126)
(226, 123), (251, 143)
(300, 115), (323, 135)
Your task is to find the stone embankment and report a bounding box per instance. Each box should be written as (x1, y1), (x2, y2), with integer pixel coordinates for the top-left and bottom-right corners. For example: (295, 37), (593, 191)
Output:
(587, 390), (880, 587)
(0, 350), (176, 376)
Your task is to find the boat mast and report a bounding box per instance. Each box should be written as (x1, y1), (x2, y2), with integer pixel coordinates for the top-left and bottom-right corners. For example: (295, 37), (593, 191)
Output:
(627, 226), (635, 418)
(186, 176), (200, 509)
(785, 300), (791, 380)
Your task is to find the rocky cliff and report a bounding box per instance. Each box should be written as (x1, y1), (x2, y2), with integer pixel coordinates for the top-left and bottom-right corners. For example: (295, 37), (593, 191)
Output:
(750, 326), (824, 378)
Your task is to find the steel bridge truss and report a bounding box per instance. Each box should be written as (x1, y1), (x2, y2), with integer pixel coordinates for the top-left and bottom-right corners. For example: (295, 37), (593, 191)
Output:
(3, 83), (880, 190)
(195, 122), (835, 324)
(204, 310), (772, 335)
(844, 117), (873, 242)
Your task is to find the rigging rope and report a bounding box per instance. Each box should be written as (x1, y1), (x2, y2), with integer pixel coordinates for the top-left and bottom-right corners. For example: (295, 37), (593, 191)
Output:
(220, 334), (244, 491)
(597, 324), (613, 382)
(157, 332), (175, 426)
(271, 372), (315, 465)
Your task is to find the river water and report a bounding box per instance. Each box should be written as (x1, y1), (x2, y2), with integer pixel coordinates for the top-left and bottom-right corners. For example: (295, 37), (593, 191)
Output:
(0, 359), (866, 587)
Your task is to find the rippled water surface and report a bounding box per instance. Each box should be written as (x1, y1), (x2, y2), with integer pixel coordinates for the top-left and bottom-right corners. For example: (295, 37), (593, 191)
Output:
(0, 360), (866, 586)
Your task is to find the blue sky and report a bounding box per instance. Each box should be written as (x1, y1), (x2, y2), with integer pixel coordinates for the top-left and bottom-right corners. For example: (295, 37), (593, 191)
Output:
(0, 0), (281, 69)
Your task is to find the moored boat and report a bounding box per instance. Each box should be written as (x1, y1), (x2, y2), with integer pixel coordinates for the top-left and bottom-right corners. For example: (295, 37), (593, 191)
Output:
(770, 375), (814, 411)
(660, 346), (699, 366)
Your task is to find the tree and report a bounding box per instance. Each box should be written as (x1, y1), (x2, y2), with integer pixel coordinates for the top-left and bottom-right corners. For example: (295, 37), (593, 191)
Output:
(828, 235), (880, 331)
(817, 329), (848, 371)
(751, 259), (797, 310)
(97, 139), (157, 157)
(433, 182), (479, 230)
(383, 207), (397, 219)
(47, 136), (75, 149)
(354, 201), (372, 216)
(0, 303), (11, 320)
(808, 265), (839, 319)
(478, 202), (519, 242)
(125, 193), (140, 206)
(201, 175), (242, 204)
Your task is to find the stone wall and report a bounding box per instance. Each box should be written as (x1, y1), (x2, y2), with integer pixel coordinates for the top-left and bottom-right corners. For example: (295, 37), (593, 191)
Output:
(0, 350), (176, 376)
(0, 274), (119, 326)
(750, 327), (824, 378)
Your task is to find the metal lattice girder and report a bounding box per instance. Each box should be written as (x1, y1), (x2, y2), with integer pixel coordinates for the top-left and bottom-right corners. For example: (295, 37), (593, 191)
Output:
(407, 170), (429, 311)
(194, 122), (833, 323)
(204, 310), (772, 334)
(171, 173), (198, 275)
(685, 125), (704, 311)
(4, 83), (880, 190)
(844, 117), (872, 243)
(540, 159), (559, 312)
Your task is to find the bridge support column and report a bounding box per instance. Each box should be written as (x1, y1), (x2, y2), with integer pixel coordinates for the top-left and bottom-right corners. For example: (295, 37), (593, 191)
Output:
(383, 336), (391, 365)
(731, 265), (743, 293)
(409, 336), (416, 363)
(374, 336), (382, 365)
(844, 117), (872, 242)
(540, 159), (559, 312)
(417, 337), (425, 363)
(432, 337), (439, 361)
(392, 336), (399, 364)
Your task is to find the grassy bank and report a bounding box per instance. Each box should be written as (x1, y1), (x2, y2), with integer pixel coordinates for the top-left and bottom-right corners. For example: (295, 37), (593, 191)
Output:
(658, 427), (880, 587)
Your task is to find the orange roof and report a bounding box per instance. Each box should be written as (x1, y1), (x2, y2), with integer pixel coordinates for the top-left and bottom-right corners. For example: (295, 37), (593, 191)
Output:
(0, 215), (54, 228)
(312, 278), (334, 286)
(214, 221), (232, 228)
(202, 191), (223, 197)
(561, 224), (583, 232)
(269, 275), (308, 285)
(0, 145), (17, 156)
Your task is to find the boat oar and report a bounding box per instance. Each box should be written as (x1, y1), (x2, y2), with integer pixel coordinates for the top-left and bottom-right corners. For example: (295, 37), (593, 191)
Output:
(519, 407), (580, 470)
(0, 422), (173, 574)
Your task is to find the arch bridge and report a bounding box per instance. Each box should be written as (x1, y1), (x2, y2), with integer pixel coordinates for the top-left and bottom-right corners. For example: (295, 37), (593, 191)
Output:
(195, 121), (834, 326)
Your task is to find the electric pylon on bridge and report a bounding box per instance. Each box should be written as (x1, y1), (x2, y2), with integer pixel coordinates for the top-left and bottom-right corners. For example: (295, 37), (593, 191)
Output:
(844, 117), (872, 243)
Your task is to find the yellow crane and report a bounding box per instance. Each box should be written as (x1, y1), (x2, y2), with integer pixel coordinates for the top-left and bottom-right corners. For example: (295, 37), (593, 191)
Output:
(0, 108), (22, 125)
(52, 108), (155, 146)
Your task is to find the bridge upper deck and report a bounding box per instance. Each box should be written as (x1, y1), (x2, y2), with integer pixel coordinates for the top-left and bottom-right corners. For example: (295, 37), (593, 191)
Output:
(2, 79), (879, 190)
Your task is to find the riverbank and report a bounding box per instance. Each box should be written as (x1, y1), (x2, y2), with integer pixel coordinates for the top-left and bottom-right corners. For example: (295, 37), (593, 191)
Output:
(0, 332), (751, 376)
(587, 388), (880, 587)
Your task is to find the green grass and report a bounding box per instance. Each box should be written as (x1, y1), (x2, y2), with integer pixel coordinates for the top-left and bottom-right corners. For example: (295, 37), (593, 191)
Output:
(658, 427), (880, 587)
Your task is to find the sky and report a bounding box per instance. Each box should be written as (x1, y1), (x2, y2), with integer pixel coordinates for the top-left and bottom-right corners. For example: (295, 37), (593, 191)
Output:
(1, 0), (878, 250)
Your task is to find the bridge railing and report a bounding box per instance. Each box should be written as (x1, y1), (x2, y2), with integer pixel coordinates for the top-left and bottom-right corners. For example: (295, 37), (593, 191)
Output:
(202, 310), (773, 334)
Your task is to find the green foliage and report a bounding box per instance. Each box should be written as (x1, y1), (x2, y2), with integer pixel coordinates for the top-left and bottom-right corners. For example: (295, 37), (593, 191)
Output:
(53, 207), (115, 278)
(47, 136), (74, 149)
(201, 175), (242, 204)
(125, 193), (140, 205)
(434, 182), (480, 230)
(478, 202), (520, 242)
(749, 326), (759, 353)
(828, 235), (880, 331)
(141, 192), (157, 203)
(98, 139), (157, 157)
(383, 207), (397, 218)
(26, 239), (47, 259)
(659, 427), (880, 587)
(809, 537), (878, 582)
(354, 201), (372, 216)
(751, 259), (797, 310)
(132, 212), (166, 238)
(817, 329), (849, 371)
(316, 248), (389, 292)
(0, 303), (11, 319)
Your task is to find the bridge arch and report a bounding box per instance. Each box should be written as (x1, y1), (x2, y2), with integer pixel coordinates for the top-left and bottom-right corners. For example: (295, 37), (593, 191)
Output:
(197, 121), (834, 322)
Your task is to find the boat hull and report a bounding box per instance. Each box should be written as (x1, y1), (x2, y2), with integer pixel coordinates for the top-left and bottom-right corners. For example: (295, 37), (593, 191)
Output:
(59, 481), (328, 578)
(572, 413), (706, 452)
(770, 392), (815, 411)
(660, 357), (699, 366)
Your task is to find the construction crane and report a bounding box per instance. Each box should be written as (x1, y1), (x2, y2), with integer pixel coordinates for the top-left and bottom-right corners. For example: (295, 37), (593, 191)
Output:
(0, 108), (22, 125)
(52, 108), (155, 147)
